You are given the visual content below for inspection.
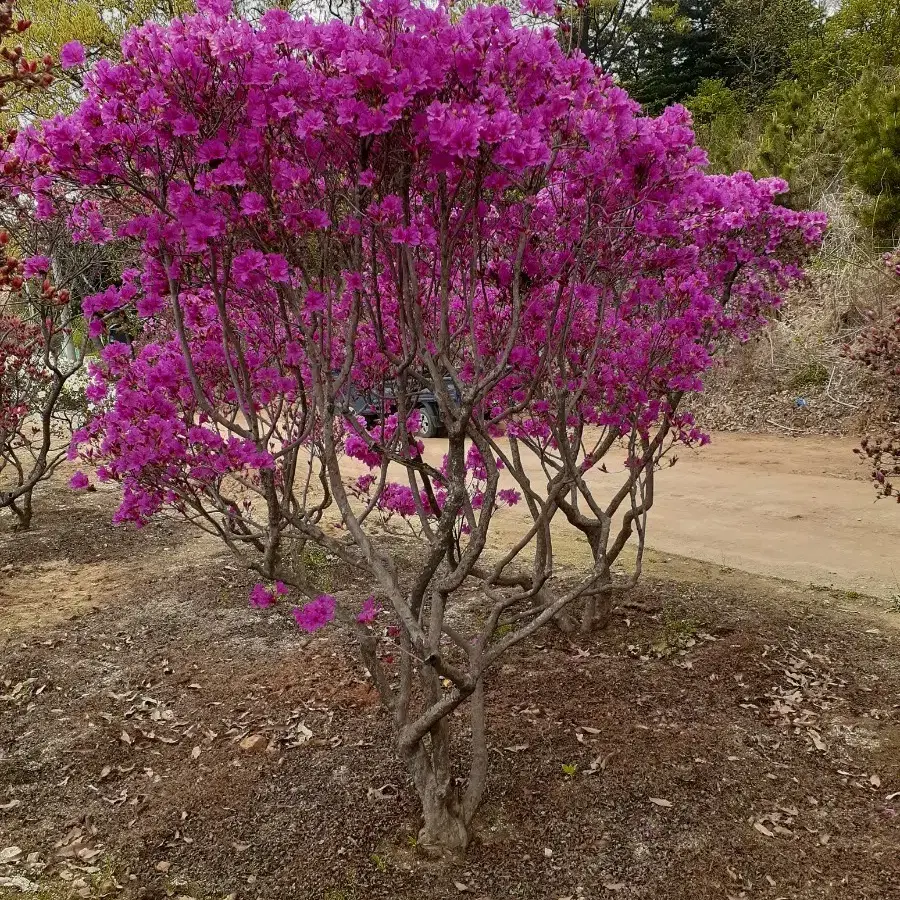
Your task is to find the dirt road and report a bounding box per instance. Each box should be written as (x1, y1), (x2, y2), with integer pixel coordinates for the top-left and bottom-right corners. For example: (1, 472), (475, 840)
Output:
(626, 432), (899, 598)
(406, 432), (899, 600)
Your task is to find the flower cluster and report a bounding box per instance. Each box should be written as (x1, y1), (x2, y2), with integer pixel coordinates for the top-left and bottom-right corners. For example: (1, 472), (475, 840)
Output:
(293, 594), (337, 632)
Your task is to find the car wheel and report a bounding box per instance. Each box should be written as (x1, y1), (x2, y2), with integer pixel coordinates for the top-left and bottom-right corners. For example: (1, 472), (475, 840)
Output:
(416, 404), (439, 439)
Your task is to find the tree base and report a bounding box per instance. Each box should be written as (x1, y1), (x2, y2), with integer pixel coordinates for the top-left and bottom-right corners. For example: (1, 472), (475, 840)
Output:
(417, 810), (469, 857)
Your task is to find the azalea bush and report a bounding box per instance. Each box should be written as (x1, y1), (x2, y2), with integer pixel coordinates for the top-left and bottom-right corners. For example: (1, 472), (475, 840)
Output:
(19, 0), (824, 849)
(0, 256), (79, 530)
(0, 0), (90, 530)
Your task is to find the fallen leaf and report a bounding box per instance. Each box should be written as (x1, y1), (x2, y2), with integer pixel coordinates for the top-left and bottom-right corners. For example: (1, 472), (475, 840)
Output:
(155, 861), (171, 873)
(603, 884), (626, 892)
(503, 744), (529, 753)
(870, 773), (881, 788)
(119, 731), (133, 746)
(580, 726), (601, 735)
(454, 882), (472, 893)
(649, 797), (672, 808)
(366, 784), (398, 802)
(886, 791), (900, 802)
(239, 734), (267, 753)
(808, 730), (826, 752)
(0, 800), (21, 812)
(191, 746), (201, 760)
(753, 822), (775, 838)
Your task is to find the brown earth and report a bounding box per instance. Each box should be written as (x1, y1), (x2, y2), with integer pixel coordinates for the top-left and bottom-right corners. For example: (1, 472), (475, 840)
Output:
(1, 460), (899, 900)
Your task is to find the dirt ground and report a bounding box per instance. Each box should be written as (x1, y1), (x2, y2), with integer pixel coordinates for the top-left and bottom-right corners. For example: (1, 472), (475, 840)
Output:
(1, 465), (899, 900)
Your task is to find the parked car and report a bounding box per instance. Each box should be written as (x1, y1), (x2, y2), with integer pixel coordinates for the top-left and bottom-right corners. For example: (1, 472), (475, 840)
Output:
(342, 374), (461, 438)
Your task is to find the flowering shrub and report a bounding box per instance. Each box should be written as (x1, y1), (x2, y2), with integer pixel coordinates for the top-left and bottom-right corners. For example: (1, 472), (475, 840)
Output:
(0, 239), (88, 528)
(848, 249), (900, 502)
(21, 0), (824, 848)
(0, 0), (89, 531)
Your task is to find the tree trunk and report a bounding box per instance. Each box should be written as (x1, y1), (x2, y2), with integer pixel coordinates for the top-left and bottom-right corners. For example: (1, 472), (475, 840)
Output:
(405, 741), (468, 854)
(10, 490), (33, 531)
(417, 778), (468, 853)
(580, 535), (613, 631)
(51, 254), (77, 369)
(581, 589), (613, 632)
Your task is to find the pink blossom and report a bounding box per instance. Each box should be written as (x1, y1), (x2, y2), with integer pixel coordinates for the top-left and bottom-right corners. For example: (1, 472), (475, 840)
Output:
(23, 256), (50, 278)
(523, 0), (555, 14)
(60, 41), (86, 69)
(293, 594), (336, 632)
(303, 290), (325, 313)
(35, 0), (823, 589)
(357, 595), (381, 624)
(240, 192), (266, 216)
(249, 583), (275, 608)
(69, 471), (90, 490)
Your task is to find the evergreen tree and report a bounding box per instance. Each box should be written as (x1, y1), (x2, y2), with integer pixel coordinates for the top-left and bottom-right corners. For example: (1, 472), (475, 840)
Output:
(845, 73), (900, 238)
(621, 0), (737, 112)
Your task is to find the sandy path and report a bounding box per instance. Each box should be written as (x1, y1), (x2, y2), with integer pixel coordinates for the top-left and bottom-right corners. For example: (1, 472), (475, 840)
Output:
(394, 432), (900, 599)
(627, 433), (899, 598)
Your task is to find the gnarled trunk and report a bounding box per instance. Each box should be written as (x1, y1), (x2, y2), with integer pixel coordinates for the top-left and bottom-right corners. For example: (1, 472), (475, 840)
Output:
(401, 676), (487, 855)
(404, 734), (468, 854)
(8, 489), (33, 532)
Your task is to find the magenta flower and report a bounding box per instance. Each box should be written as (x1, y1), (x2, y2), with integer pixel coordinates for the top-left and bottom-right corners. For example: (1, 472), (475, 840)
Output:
(249, 583), (275, 608)
(23, 256), (50, 278)
(60, 41), (86, 69)
(198, 0), (232, 16)
(69, 471), (90, 491)
(293, 594), (336, 632)
(357, 596), (381, 624)
(303, 290), (325, 313)
(240, 192), (266, 216)
(523, 0), (555, 13)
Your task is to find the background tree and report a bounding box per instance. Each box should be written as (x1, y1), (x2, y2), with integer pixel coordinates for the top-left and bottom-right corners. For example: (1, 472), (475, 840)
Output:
(713, 0), (823, 101)
(684, 77), (749, 172)
(612, 0), (737, 111)
(842, 73), (900, 239)
(3, 0), (193, 123)
(0, 2), (101, 529)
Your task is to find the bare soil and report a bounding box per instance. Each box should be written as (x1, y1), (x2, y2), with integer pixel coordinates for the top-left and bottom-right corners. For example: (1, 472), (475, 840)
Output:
(1, 472), (899, 900)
